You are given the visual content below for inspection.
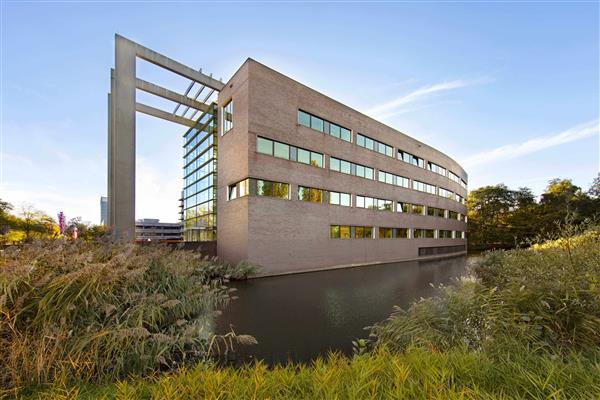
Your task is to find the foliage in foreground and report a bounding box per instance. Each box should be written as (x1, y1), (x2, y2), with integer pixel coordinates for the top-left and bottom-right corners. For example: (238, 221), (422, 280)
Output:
(21, 347), (600, 399)
(371, 222), (600, 355)
(0, 240), (256, 390)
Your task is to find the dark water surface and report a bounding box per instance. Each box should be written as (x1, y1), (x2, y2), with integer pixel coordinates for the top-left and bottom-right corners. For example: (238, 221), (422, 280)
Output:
(216, 255), (472, 365)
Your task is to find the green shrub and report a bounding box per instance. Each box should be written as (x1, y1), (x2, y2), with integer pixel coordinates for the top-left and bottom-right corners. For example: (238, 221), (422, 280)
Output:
(371, 223), (600, 355)
(0, 240), (255, 390)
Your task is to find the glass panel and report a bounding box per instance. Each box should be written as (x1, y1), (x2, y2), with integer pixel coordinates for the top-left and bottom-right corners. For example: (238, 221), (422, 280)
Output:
(274, 142), (289, 159)
(228, 184), (236, 200)
(378, 142), (386, 154)
(385, 146), (393, 157)
(341, 128), (351, 142)
(355, 226), (364, 238)
(356, 165), (365, 177)
(298, 186), (309, 201)
(298, 110), (310, 127)
(311, 188), (323, 203)
(340, 160), (351, 174)
(310, 152), (323, 167)
(378, 171), (385, 182)
(386, 174), (394, 185)
(357, 134), (365, 147)
(297, 148), (310, 164)
(330, 192), (340, 205)
(396, 228), (408, 238)
(340, 225), (350, 239)
(365, 167), (373, 180)
(257, 137), (273, 155)
(330, 225), (340, 238)
(340, 193), (351, 207)
(330, 157), (340, 171)
(330, 124), (341, 138)
(365, 227), (373, 238)
(365, 137), (374, 150)
(356, 196), (365, 208)
(311, 116), (324, 132)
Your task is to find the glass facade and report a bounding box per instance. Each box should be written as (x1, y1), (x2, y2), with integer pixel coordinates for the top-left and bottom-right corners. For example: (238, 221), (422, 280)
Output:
(183, 105), (218, 241)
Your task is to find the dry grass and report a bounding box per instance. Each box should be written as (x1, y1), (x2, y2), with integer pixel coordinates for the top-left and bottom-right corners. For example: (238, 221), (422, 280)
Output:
(0, 239), (255, 392)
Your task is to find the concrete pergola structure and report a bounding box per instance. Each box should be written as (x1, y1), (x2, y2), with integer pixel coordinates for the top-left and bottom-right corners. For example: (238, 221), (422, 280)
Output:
(107, 34), (224, 239)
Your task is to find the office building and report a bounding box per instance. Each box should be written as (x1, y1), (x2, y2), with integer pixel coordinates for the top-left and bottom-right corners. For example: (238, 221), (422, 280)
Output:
(100, 196), (108, 226)
(107, 36), (468, 275)
(135, 218), (182, 242)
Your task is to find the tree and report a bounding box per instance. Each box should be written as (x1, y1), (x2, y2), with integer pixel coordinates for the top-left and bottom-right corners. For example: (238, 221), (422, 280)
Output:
(18, 204), (57, 241)
(587, 173), (600, 198)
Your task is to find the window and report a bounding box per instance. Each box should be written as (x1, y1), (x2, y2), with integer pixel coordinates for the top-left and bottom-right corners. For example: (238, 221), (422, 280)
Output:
(378, 170), (410, 188)
(398, 149), (424, 168)
(455, 194), (466, 205)
(356, 195), (392, 211)
(257, 137), (273, 155)
(329, 157), (373, 180)
(222, 100), (233, 134)
(298, 110), (311, 127)
(298, 186), (323, 203)
(329, 191), (352, 207)
(438, 187), (454, 199)
(256, 179), (289, 199)
(356, 133), (393, 157)
(413, 180), (436, 195)
(448, 211), (459, 220)
(427, 161), (447, 176)
(411, 204), (425, 214)
(379, 227), (393, 238)
(439, 230), (453, 239)
(298, 110), (352, 142)
(414, 228), (435, 239)
(330, 225), (373, 239)
(257, 136), (323, 168)
(449, 171), (463, 185)
(397, 202), (410, 213)
(454, 231), (466, 239)
(427, 207), (445, 218)
(228, 179), (249, 200)
(461, 179), (467, 189)
(274, 142), (290, 159)
(395, 228), (409, 239)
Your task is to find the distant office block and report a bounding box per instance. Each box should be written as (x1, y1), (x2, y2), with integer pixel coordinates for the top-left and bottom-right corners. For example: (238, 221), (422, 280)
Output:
(135, 219), (182, 242)
(100, 196), (108, 226)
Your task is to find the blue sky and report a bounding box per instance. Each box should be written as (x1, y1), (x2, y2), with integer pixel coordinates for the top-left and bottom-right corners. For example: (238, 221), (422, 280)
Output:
(1, 2), (598, 224)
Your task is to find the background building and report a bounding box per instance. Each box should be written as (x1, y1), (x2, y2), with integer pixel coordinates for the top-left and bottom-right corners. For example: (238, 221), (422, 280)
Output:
(135, 218), (182, 242)
(100, 196), (107, 226)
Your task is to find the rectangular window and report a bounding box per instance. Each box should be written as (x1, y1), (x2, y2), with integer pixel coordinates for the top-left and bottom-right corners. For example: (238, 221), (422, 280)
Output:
(330, 225), (340, 238)
(310, 152), (323, 167)
(413, 180), (437, 195)
(411, 204), (424, 215)
(379, 227), (393, 238)
(427, 207), (445, 218)
(340, 225), (351, 239)
(356, 133), (393, 157)
(310, 115), (324, 132)
(449, 171), (461, 185)
(428, 161), (447, 176)
(256, 179), (289, 199)
(299, 110), (351, 142)
(222, 100), (233, 134)
(298, 186), (323, 203)
(398, 149), (424, 168)
(274, 142), (290, 160)
(439, 230), (453, 239)
(228, 179), (249, 200)
(414, 228), (435, 239)
(448, 211), (459, 220)
(330, 157), (373, 180)
(297, 148), (310, 164)
(395, 228), (409, 239)
(439, 187), (454, 199)
(257, 137), (273, 155)
(329, 191), (351, 207)
(397, 202), (410, 213)
(298, 110), (311, 127)
(340, 160), (351, 174)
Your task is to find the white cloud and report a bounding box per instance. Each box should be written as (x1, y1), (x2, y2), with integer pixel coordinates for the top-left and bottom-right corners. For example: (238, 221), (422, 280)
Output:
(461, 120), (599, 169)
(366, 78), (488, 119)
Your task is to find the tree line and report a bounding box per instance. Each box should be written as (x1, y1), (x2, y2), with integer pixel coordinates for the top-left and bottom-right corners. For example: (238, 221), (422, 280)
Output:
(467, 175), (600, 250)
(0, 200), (107, 244)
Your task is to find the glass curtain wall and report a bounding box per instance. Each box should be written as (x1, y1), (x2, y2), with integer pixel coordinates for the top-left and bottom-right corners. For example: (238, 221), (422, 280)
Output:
(182, 104), (218, 241)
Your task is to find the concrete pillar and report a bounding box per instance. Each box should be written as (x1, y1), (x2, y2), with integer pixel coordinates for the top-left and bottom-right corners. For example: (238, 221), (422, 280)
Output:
(109, 35), (136, 239)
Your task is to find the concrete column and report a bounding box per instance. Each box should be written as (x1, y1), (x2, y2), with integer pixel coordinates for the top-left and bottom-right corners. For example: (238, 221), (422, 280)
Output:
(110, 35), (136, 239)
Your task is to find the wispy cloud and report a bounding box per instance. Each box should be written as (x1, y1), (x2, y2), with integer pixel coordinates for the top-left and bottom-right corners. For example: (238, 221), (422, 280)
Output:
(462, 120), (599, 168)
(366, 78), (488, 119)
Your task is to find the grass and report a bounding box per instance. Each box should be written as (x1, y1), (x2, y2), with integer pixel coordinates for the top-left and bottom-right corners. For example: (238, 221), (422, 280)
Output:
(5, 222), (600, 399)
(0, 239), (256, 393)
(19, 347), (600, 399)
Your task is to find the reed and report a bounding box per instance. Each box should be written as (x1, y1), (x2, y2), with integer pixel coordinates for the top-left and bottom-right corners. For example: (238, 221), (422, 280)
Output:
(0, 239), (255, 391)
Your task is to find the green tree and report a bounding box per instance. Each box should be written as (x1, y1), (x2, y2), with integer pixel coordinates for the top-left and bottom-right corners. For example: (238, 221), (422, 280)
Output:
(18, 204), (57, 241)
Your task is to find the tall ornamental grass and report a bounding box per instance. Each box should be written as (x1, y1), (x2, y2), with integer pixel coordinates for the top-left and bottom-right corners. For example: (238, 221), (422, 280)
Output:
(370, 222), (600, 355)
(0, 240), (255, 390)
(25, 347), (600, 399)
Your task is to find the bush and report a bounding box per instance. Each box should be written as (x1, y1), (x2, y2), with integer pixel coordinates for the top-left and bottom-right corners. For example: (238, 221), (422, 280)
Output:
(0, 240), (255, 390)
(370, 223), (600, 355)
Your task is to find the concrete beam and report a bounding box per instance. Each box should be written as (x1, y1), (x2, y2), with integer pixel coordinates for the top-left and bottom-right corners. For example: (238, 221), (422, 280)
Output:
(136, 102), (197, 127)
(135, 78), (210, 113)
(115, 34), (225, 91)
